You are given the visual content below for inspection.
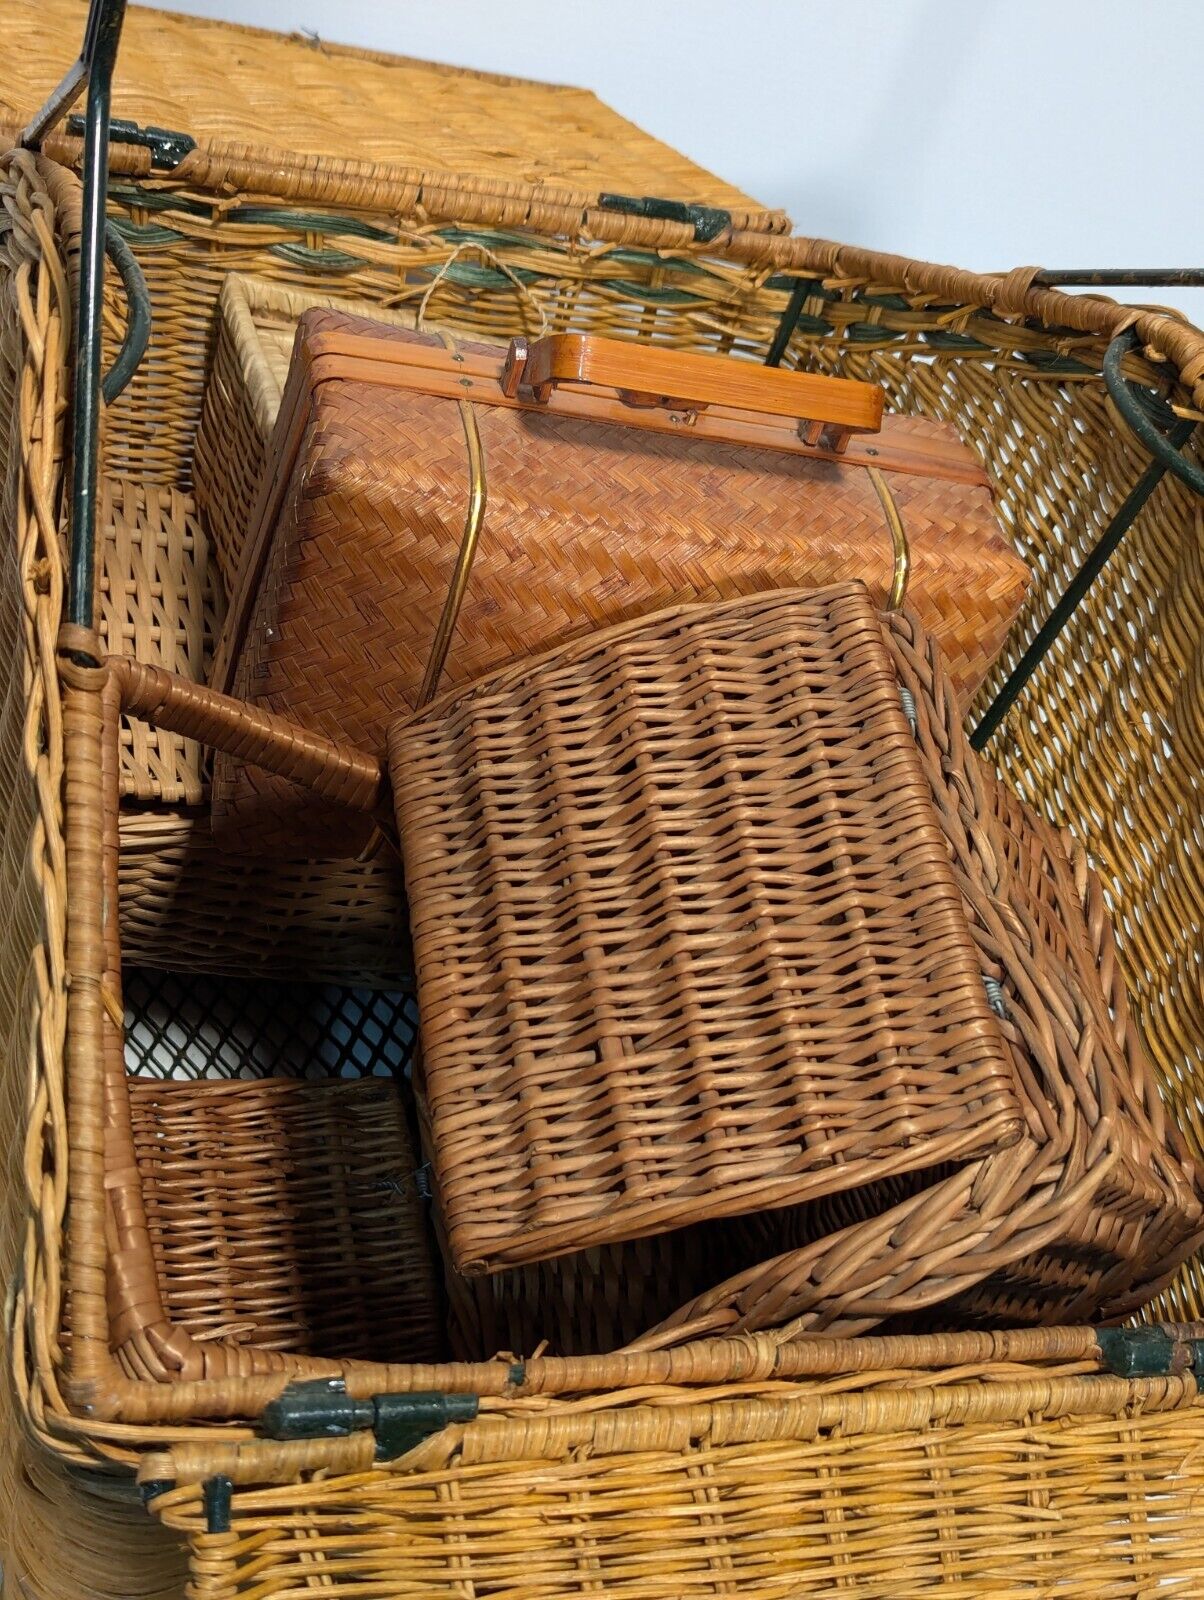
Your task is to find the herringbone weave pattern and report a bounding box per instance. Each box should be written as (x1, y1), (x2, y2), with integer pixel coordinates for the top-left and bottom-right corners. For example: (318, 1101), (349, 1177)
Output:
(214, 311), (1027, 856)
(391, 584), (1024, 1273)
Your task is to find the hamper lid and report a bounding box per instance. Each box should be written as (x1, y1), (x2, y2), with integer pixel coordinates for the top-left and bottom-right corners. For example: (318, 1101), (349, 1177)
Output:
(0, 0), (787, 234)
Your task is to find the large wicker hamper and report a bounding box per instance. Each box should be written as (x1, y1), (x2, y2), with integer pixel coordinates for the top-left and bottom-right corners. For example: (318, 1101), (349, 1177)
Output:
(3, 3), (1204, 1597)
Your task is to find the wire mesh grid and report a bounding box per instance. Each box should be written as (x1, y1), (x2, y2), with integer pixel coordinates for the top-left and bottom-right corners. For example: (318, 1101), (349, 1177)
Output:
(122, 967), (419, 1081)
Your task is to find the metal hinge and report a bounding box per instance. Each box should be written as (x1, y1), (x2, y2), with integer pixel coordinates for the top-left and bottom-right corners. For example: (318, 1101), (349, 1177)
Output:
(1097, 1326), (1204, 1388)
(261, 1377), (479, 1460)
(66, 113), (196, 170)
(597, 192), (732, 245)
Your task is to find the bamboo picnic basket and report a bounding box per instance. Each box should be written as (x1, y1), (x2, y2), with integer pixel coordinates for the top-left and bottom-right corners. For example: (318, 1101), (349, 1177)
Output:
(4, 3), (1204, 1597)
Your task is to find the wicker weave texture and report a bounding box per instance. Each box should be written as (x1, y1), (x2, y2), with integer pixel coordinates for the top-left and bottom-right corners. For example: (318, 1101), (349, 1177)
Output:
(216, 309), (1026, 856)
(194, 278), (442, 599)
(6, 120), (1204, 1593)
(97, 478), (221, 806)
(394, 584), (1024, 1271)
(0, 0), (778, 223)
(144, 1386), (1204, 1600)
(128, 1076), (440, 1363)
(641, 607), (1203, 1343)
(117, 810), (411, 987)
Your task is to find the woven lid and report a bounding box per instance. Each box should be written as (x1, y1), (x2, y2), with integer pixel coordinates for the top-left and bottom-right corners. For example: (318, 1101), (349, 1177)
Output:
(393, 583), (1024, 1274)
(0, 0), (787, 233)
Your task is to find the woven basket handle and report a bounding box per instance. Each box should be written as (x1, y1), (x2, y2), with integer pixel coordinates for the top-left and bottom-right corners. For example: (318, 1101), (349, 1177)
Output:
(504, 333), (884, 447)
(111, 656), (385, 814)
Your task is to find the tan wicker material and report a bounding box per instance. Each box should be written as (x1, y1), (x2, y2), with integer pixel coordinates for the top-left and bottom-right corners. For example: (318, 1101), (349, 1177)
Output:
(97, 477), (221, 806)
(637, 605), (1203, 1345)
(194, 277), (453, 599)
(0, 0), (781, 227)
(142, 1379), (1204, 1599)
(117, 809), (412, 986)
(393, 586), (1200, 1294)
(212, 307), (1025, 857)
(128, 1076), (442, 1363)
(5, 56), (1204, 1588)
(393, 583), (1023, 1271)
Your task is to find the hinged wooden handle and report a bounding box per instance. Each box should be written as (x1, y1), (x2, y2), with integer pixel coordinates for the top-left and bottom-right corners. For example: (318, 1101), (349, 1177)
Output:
(502, 332), (883, 447)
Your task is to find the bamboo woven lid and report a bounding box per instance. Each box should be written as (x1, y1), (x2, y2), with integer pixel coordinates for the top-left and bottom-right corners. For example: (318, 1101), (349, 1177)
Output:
(0, 0), (785, 231)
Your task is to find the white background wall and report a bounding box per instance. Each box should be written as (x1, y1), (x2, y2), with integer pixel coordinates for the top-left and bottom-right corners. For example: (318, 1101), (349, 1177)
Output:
(150, 0), (1204, 324)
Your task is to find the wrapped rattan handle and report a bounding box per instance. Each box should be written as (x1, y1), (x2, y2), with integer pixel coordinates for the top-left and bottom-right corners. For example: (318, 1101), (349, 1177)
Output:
(503, 333), (884, 445)
(110, 656), (385, 814)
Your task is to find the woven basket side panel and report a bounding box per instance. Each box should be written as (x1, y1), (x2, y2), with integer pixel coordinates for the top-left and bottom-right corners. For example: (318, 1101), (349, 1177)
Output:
(153, 1398), (1204, 1598)
(791, 325), (1204, 1317)
(128, 1077), (442, 1362)
(117, 811), (411, 987)
(637, 605), (1201, 1343)
(97, 477), (223, 804)
(192, 306), (272, 598)
(396, 585), (1023, 1272)
(0, 0), (775, 215)
(0, 152), (188, 1597)
(193, 283), (453, 596)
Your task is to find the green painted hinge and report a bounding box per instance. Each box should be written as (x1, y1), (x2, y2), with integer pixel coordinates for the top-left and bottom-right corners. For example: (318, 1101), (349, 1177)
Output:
(1097, 1326), (1204, 1388)
(261, 1378), (479, 1460)
(66, 114), (196, 171)
(597, 192), (732, 244)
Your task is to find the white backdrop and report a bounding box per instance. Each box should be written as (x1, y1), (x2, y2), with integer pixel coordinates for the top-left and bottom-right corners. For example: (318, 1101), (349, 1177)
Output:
(149, 0), (1203, 323)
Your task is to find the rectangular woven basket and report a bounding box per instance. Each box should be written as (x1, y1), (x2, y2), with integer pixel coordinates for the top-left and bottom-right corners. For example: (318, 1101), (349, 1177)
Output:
(396, 582), (1025, 1271)
(4, 3), (1204, 1588)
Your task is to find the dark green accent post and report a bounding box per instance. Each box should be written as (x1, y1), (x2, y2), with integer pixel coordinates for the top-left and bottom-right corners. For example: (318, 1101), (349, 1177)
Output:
(262, 1379), (479, 1461)
(764, 278), (811, 368)
(68, 0), (127, 655)
(202, 1475), (233, 1535)
(1096, 1326), (1181, 1379)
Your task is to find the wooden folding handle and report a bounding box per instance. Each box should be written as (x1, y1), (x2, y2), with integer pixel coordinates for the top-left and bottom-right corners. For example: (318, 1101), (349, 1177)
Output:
(505, 332), (884, 436)
(110, 657), (385, 815)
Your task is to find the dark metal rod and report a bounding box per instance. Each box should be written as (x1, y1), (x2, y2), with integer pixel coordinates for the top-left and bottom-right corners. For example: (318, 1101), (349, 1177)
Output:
(764, 278), (811, 367)
(101, 222), (152, 405)
(1103, 328), (1204, 498)
(1034, 269), (1204, 289)
(68, 0), (127, 649)
(970, 417), (1196, 749)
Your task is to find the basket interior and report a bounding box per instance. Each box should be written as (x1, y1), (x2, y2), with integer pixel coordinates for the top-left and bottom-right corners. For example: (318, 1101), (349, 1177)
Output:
(69, 166), (1204, 1360)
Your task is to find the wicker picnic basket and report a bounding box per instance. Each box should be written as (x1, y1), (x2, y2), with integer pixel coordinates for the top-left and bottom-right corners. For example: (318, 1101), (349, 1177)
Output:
(5, 2), (1204, 1596)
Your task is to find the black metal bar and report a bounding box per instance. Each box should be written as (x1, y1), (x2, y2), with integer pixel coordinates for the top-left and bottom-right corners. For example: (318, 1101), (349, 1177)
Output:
(67, 0), (128, 654)
(764, 278), (810, 368)
(1103, 328), (1204, 497)
(1034, 269), (1204, 289)
(971, 417), (1195, 750)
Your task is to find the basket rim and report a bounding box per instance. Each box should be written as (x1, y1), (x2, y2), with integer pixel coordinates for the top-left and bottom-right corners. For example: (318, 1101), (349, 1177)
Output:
(6, 145), (1204, 1468)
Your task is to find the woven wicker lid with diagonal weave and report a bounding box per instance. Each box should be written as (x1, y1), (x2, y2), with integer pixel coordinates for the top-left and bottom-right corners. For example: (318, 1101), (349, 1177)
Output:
(391, 582), (1026, 1274)
(0, 0), (784, 230)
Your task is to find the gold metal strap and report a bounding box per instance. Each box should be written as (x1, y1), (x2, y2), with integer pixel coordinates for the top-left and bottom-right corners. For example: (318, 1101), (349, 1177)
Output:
(866, 464), (910, 610)
(418, 338), (489, 708)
